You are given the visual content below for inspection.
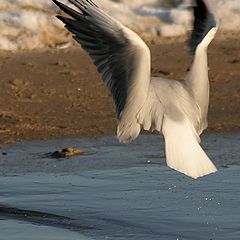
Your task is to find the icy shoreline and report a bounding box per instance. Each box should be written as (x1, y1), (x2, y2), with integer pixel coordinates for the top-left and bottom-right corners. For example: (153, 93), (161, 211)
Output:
(0, 0), (239, 50)
(0, 134), (240, 239)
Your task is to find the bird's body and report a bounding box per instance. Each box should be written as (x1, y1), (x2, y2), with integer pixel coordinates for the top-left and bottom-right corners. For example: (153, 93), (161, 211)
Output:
(53, 0), (218, 178)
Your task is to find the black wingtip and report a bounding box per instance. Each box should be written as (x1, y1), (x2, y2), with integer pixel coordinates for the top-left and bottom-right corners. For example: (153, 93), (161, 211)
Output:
(56, 15), (69, 27)
(52, 0), (61, 7)
(188, 0), (217, 54)
(56, 15), (64, 21)
(53, 0), (69, 11)
(52, 0), (70, 12)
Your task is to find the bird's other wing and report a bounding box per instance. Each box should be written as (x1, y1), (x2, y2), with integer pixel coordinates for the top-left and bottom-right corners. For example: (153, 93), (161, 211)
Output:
(53, 0), (151, 143)
(188, 0), (218, 53)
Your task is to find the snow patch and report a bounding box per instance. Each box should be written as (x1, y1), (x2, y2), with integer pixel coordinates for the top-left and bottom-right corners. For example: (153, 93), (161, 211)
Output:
(0, 0), (239, 50)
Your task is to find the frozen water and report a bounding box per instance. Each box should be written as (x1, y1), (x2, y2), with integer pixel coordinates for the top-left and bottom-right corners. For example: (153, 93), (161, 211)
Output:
(0, 134), (239, 239)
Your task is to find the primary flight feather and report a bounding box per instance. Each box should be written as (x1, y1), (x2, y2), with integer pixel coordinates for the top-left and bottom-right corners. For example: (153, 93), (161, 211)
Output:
(53, 0), (218, 179)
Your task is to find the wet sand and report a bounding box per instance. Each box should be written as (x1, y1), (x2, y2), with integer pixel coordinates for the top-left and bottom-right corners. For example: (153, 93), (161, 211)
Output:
(0, 134), (240, 239)
(0, 34), (239, 144)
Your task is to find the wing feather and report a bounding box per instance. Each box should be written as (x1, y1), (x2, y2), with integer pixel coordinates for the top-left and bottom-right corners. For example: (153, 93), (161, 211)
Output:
(189, 0), (218, 53)
(53, 0), (151, 118)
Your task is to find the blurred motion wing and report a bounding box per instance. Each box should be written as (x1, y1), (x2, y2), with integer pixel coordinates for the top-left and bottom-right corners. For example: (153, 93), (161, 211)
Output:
(189, 0), (218, 53)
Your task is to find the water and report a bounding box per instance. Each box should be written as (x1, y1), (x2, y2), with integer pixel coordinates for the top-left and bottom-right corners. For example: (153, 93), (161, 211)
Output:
(0, 133), (239, 239)
(0, 0), (239, 50)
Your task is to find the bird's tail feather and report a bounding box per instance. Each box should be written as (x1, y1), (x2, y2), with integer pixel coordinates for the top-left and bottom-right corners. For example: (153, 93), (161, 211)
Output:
(163, 116), (217, 179)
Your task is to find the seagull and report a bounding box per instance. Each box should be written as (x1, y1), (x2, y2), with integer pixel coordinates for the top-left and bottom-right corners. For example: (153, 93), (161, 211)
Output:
(52, 0), (218, 179)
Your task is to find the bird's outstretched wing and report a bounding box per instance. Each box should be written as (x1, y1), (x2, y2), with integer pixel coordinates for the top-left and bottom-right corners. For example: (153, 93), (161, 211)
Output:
(52, 0), (151, 126)
(188, 0), (218, 53)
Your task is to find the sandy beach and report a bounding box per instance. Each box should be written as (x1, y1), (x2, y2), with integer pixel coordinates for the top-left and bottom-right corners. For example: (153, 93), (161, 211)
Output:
(0, 33), (239, 144)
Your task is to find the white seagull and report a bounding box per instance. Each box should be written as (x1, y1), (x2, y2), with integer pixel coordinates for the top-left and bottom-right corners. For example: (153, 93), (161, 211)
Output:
(53, 0), (218, 179)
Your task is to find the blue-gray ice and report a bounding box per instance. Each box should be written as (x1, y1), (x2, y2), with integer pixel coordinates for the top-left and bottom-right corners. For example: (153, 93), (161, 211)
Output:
(0, 133), (239, 240)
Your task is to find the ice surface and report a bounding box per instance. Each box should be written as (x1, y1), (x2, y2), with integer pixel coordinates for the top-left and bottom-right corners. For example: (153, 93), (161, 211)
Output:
(0, 134), (239, 239)
(0, 220), (91, 240)
(0, 0), (239, 50)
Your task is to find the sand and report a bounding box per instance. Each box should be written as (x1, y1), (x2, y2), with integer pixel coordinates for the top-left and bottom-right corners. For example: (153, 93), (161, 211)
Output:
(0, 34), (239, 144)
